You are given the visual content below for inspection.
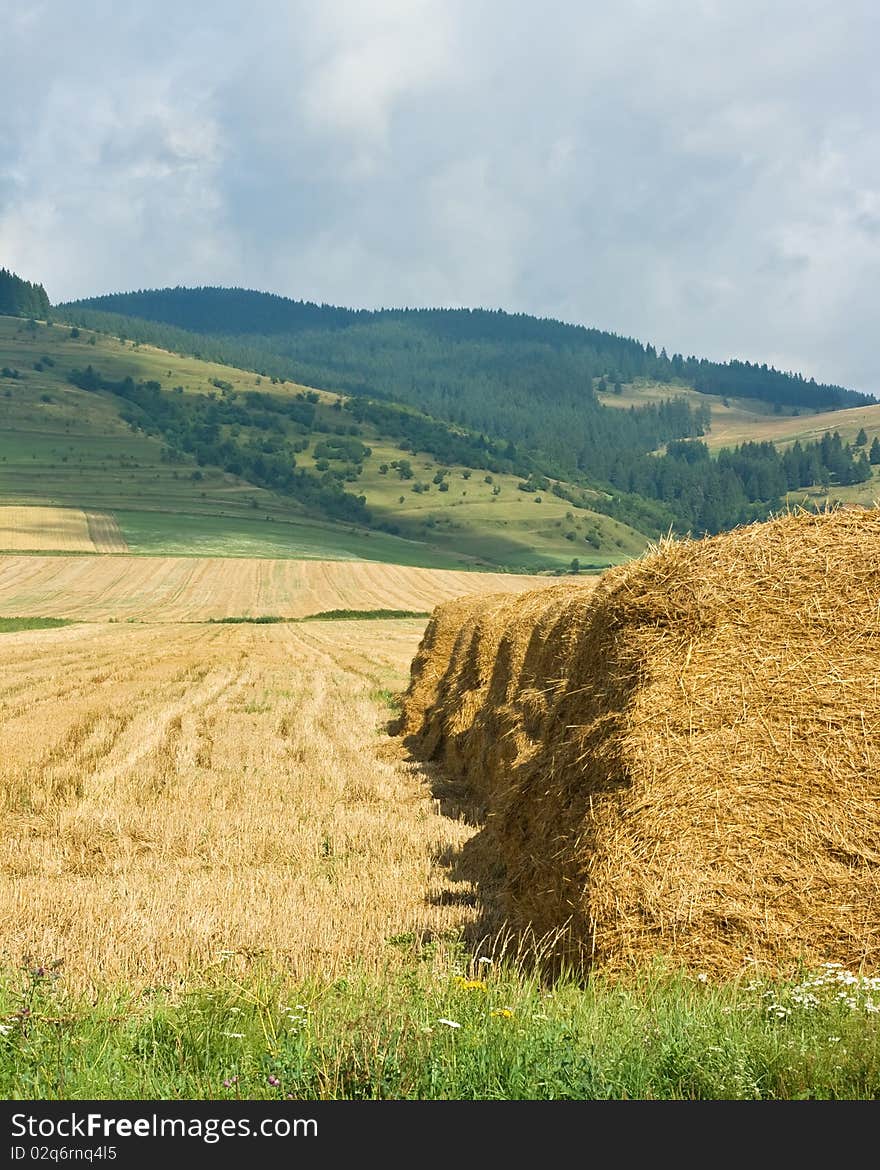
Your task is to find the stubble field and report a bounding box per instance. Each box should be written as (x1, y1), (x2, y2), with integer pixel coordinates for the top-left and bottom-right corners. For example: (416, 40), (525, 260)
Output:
(0, 507), (128, 554)
(0, 556), (580, 992)
(0, 555), (549, 622)
(0, 616), (475, 990)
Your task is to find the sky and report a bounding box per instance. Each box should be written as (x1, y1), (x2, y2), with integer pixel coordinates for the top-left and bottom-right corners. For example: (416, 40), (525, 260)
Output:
(1, 1), (878, 392)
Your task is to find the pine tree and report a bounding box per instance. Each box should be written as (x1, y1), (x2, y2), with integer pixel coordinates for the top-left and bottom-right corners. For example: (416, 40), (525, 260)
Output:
(869, 437), (880, 465)
(853, 451), (872, 483)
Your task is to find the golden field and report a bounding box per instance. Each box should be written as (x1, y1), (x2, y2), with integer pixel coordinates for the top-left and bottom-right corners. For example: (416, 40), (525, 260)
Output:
(0, 555), (549, 622)
(0, 618), (471, 989)
(0, 557), (588, 992)
(0, 506), (128, 553)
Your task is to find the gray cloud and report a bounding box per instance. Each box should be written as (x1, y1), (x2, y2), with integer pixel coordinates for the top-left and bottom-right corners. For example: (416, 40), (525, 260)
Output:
(1, 0), (878, 391)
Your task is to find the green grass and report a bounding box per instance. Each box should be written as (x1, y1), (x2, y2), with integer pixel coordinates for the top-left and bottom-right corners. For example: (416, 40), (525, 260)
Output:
(300, 609), (431, 622)
(784, 467), (880, 512)
(2, 956), (878, 1100)
(0, 616), (71, 633)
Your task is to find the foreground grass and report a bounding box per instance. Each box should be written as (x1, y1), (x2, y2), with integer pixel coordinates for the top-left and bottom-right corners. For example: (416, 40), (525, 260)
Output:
(2, 957), (879, 1100)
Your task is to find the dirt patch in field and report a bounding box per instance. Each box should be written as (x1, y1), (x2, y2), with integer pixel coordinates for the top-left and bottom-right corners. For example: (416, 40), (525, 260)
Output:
(84, 511), (129, 553)
(398, 507), (880, 978)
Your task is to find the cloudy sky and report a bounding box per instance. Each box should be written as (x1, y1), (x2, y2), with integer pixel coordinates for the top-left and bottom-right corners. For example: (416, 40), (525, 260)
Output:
(1, 1), (878, 390)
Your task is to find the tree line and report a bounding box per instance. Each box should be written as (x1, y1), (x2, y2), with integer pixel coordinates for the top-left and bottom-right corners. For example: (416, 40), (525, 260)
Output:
(59, 286), (875, 414)
(0, 269), (51, 320)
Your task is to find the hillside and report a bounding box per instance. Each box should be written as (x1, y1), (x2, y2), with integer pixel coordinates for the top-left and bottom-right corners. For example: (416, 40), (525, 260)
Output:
(55, 286), (880, 537)
(0, 315), (646, 569)
(63, 286), (875, 413)
(1, 272), (877, 558)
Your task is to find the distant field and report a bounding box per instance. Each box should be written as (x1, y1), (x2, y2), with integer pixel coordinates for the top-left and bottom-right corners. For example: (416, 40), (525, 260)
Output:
(703, 400), (880, 451)
(112, 509), (491, 567)
(0, 506), (127, 553)
(598, 378), (880, 453)
(0, 554), (571, 622)
(296, 436), (644, 571)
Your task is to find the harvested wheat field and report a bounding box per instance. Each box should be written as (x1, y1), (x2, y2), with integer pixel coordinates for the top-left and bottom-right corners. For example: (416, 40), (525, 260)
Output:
(398, 507), (880, 979)
(0, 617), (484, 991)
(0, 554), (551, 621)
(0, 506), (128, 553)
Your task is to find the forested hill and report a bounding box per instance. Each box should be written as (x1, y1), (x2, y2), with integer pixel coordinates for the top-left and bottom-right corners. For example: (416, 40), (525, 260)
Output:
(52, 285), (879, 541)
(0, 268), (51, 319)
(61, 286), (874, 416)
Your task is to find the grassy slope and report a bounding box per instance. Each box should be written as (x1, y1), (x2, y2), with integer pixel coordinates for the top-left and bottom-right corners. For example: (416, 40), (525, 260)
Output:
(296, 434), (645, 569)
(0, 316), (647, 569)
(598, 378), (880, 507)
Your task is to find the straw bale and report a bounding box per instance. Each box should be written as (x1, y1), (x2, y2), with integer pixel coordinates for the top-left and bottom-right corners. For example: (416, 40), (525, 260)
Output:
(398, 508), (880, 977)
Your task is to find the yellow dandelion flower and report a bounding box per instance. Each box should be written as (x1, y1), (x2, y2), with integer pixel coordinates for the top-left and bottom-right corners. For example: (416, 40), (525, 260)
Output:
(454, 977), (487, 991)
(490, 1008), (513, 1018)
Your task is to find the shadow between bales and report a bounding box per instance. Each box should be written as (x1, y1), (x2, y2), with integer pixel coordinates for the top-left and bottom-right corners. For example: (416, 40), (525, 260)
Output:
(391, 582), (644, 981)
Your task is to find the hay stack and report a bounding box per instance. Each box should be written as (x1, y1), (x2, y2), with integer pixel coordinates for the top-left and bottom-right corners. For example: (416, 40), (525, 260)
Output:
(399, 508), (880, 977)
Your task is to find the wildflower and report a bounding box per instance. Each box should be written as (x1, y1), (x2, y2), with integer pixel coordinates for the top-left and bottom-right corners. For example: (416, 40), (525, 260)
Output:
(477, 957), (493, 966)
(696, 973), (708, 984)
(221, 1031), (245, 1039)
(268, 1075), (281, 1087)
(490, 1008), (513, 1018)
(454, 977), (487, 991)
(766, 1004), (790, 1019)
(0, 1024), (12, 1035)
(222, 1075), (239, 1089)
(437, 1018), (461, 1029)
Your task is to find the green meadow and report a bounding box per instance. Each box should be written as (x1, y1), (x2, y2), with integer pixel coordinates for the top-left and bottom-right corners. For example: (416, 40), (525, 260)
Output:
(2, 957), (878, 1100)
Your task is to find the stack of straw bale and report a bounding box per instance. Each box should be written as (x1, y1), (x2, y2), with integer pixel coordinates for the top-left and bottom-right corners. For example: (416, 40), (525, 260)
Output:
(398, 508), (880, 976)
